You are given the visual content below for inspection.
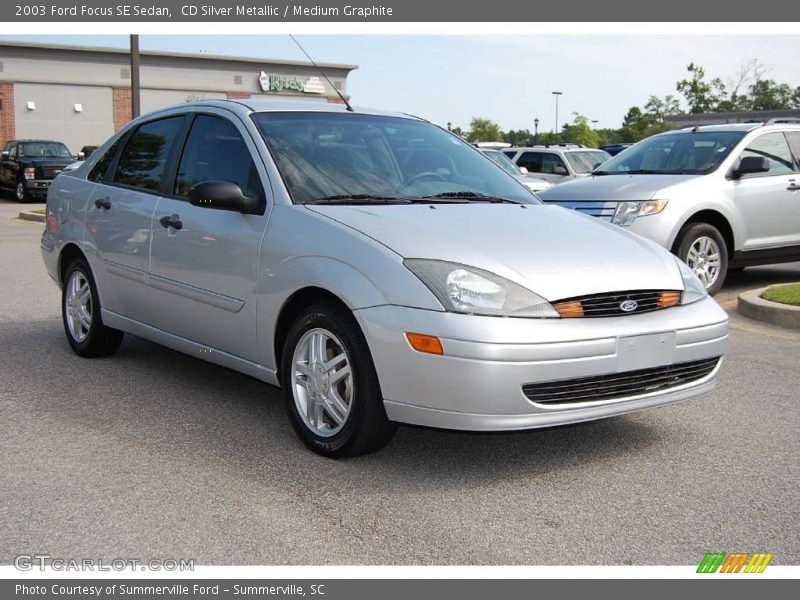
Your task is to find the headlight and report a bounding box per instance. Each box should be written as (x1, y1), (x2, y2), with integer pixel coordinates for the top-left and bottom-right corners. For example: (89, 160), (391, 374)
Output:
(675, 257), (707, 304)
(24, 167), (36, 180)
(404, 259), (559, 318)
(612, 199), (668, 226)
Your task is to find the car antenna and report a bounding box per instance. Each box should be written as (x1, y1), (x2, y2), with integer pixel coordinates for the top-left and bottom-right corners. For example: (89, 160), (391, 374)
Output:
(289, 34), (354, 112)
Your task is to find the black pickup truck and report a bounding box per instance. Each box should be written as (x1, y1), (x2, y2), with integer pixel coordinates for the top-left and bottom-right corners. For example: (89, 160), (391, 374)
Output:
(1, 139), (76, 202)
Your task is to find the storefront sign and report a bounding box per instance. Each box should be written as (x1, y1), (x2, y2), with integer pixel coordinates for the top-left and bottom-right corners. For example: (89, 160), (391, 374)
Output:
(258, 71), (326, 94)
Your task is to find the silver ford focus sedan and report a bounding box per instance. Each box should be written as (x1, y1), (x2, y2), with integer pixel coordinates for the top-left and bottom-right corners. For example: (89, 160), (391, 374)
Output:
(41, 100), (729, 457)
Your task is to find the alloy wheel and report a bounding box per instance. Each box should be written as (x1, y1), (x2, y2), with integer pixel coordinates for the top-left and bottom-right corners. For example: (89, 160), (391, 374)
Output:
(686, 235), (721, 289)
(290, 328), (354, 437)
(16, 182), (25, 202)
(65, 270), (92, 342)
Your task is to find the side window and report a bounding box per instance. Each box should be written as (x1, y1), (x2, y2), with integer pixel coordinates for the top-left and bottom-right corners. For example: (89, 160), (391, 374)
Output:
(5, 142), (16, 157)
(785, 132), (800, 170)
(517, 151), (543, 173)
(88, 137), (124, 183)
(113, 116), (184, 192)
(502, 150), (516, 160)
(174, 115), (264, 203)
(541, 153), (567, 174)
(739, 132), (795, 176)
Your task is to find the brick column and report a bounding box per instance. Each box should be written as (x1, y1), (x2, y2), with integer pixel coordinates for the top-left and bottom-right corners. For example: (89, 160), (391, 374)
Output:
(226, 92), (251, 100)
(112, 87), (132, 132)
(0, 81), (15, 149)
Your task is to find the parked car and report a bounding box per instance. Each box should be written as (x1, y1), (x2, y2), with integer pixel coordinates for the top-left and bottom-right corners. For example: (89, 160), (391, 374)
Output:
(1, 139), (75, 202)
(478, 148), (552, 192)
(539, 121), (800, 294)
(503, 144), (612, 184)
(42, 100), (728, 457)
(600, 143), (633, 157)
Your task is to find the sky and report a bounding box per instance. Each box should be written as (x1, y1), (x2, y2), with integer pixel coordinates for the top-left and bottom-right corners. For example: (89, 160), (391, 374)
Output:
(2, 34), (799, 132)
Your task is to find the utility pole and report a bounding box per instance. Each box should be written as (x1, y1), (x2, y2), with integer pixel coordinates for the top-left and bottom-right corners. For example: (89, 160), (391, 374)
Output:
(130, 35), (140, 119)
(533, 118), (539, 145)
(552, 91), (562, 141)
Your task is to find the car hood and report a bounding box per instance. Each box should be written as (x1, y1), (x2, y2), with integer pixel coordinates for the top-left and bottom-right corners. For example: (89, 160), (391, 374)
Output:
(307, 203), (683, 301)
(539, 173), (699, 201)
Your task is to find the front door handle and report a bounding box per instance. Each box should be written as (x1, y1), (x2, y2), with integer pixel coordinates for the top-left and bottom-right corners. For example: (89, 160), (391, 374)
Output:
(159, 214), (183, 230)
(94, 197), (111, 210)
(788, 180), (799, 191)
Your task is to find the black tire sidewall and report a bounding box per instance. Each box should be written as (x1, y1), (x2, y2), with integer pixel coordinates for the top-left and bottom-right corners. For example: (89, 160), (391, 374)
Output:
(15, 179), (28, 203)
(281, 304), (386, 457)
(676, 223), (728, 296)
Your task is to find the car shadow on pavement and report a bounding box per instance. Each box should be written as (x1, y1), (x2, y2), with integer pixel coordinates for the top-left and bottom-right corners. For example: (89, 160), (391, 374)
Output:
(11, 320), (665, 492)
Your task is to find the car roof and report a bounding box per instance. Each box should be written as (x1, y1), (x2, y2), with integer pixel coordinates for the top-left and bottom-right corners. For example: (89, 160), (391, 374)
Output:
(142, 98), (423, 122)
(664, 121), (800, 135)
(506, 146), (605, 153)
(10, 139), (67, 143)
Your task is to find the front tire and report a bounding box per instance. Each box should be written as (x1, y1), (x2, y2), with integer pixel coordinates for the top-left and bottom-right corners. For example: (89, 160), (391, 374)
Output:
(675, 222), (728, 296)
(15, 179), (30, 203)
(281, 303), (396, 458)
(62, 258), (124, 357)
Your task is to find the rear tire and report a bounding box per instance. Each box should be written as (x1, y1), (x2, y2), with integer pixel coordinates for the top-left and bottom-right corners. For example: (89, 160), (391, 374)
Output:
(281, 302), (396, 458)
(675, 222), (728, 296)
(62, 258), (124, 357)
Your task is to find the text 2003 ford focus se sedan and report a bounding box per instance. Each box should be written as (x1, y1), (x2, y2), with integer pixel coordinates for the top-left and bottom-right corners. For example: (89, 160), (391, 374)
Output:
(41, 100), (728, 457)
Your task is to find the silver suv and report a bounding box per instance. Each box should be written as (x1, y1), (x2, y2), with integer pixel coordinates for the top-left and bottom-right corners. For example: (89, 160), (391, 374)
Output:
(539, 121), (800, 294)
(504, 144), (611, 184)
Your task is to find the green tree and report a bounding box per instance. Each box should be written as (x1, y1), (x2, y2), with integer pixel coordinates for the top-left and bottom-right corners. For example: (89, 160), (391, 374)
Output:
(504, 129), (533, 146)
(562, 114), (600, 148)
(749, 80), (800, 110)
(676, 63), (724, 113)
(644, 95), (681, 122)
(466, 117), (503, 142)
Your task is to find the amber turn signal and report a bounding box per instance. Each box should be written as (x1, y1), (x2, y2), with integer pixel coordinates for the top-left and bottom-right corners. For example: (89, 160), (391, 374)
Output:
(657, 291), (682, 309)
(405, 332), (444, 355)
(554, 300), (585, 318)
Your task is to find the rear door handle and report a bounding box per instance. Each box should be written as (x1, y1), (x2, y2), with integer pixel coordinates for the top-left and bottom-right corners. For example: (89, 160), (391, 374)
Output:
(159, 214), (183, 230)
(94, 197), (111, 210)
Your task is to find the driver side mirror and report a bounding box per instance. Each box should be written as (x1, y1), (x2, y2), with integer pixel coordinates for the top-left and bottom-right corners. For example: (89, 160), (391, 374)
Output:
(77, 152), (86, 161)
(554, 165), (568, 176)
(519, 166), (529, 174)
(1, 151), (8, 160)
(187, 181), (261, 214)
(732, 156), (770, 178)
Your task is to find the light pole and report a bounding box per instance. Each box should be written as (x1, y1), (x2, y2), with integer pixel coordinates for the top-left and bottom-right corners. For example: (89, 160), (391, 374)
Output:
(533, 117), (539, 145)
(447, 121), (452, 132)
(130, 34), (140, 119)
(552, 91), (562, 141)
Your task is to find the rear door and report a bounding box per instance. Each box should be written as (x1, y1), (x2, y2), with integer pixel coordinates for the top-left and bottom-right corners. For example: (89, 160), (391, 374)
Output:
(732, 131), (800, 249)
(83, 115), (186, 324)
(148, 111), (269, 361)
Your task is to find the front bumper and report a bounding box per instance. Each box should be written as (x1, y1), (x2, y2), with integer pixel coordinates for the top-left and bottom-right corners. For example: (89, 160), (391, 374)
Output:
(23, 179), (53, 197)
(355, 296), (728, 431)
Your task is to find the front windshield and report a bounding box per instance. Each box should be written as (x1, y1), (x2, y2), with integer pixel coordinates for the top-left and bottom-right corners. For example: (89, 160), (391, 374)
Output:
(18, 142), (72, 159)
(481, 149), (521, 176)
(252, 112), (537, 204)
(595, 131), (746, 175)
(564, 150), (611, 173)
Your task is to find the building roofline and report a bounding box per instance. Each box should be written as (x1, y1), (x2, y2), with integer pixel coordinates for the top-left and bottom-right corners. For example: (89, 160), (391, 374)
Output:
(0, 39), (358, 72)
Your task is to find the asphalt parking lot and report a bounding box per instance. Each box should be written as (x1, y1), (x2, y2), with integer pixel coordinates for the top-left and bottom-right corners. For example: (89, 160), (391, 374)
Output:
(1, 198), (799, 566)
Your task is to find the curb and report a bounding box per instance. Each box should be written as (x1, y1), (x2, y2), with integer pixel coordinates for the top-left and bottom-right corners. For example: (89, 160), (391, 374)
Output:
(738, 285), (800, 329)
(18, 210), (46, 223)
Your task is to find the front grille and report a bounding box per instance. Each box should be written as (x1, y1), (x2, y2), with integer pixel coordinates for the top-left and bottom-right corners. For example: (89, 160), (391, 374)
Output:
(522, 357), (720, 405)
(541, 199), (619, 221)
(38, 165), (66, 179)
(554, 290), (681, 318)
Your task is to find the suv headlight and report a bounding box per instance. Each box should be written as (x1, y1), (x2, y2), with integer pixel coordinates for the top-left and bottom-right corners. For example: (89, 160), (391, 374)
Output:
(675, 257), (707, 304)
(24, 167), (36, 180)
(404, 259), (559, 318)
(612, 199), (668, 226)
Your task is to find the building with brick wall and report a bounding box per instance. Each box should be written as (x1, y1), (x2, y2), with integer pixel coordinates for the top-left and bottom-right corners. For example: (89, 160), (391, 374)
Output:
(0, 40), (357, 153)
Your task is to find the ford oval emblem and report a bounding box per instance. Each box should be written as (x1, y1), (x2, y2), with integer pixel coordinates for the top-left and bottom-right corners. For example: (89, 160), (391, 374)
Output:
(620, 299), (638, 312)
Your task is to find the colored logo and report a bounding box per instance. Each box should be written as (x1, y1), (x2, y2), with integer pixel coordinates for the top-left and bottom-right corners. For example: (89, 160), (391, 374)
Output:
(619, 299), (638, 312)
(697, 552), (773, 573)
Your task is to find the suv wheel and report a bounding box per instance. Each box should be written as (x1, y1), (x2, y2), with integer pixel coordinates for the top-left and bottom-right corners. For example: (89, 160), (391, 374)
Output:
(62, 258), (124, 357)
(281, 303), (397, 458)
(675, 222), (728, 296)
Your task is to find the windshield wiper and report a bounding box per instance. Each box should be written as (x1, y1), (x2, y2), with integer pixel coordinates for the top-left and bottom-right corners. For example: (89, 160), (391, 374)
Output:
(419, 191), (521, 204)
(304, 194), (413, 205)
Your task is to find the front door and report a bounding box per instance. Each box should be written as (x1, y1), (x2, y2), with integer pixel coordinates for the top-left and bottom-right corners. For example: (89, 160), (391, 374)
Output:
(149, 112), (269, 361)
(733, 131), (800, 250)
